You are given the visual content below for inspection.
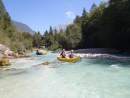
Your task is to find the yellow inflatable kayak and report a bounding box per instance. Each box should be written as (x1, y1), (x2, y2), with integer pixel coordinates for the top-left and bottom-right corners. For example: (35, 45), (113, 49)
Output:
(57, 56), (80, 63)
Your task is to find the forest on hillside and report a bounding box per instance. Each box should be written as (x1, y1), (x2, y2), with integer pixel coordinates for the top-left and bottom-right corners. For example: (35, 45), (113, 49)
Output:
(0, 0), (130, 53)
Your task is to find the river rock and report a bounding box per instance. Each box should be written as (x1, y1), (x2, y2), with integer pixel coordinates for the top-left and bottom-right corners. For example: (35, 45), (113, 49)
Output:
(0, 44), (15, 59)
(42, 62), (49, 65)
(36, 49), (47, 55)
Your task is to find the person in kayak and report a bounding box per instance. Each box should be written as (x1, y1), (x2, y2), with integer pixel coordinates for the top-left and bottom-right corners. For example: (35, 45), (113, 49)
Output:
(60, 49), (66, 58)
(69, 50), (74, 58)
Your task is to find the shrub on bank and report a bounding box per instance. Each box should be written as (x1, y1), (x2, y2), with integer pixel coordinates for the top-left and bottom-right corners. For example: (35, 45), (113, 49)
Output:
(0, 57), (11, 66)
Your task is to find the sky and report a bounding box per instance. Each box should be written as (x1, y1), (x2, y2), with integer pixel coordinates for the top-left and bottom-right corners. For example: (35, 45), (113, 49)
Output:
(3, 0), (108, 34)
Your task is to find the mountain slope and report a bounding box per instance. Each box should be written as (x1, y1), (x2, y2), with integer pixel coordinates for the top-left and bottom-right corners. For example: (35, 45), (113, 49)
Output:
(53, 22), (71, 33)
(12, 20), (36, 35)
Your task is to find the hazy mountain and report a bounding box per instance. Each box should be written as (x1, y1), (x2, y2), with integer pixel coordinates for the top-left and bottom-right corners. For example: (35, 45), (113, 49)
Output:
(53, 22), (71, 33)
(12, 20), (36, 35)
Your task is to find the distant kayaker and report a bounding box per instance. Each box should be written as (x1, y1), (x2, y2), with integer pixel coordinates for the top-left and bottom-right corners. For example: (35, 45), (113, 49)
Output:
(60, 49), (66, 58)
(69, 50), (74, 58)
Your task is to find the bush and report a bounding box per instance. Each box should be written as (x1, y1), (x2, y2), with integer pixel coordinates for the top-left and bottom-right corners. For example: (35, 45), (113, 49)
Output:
(0, 57), (11, 66)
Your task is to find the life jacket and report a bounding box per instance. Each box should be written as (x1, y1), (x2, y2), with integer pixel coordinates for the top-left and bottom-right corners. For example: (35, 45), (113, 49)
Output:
(62, 52), (65, 57)
(69, 53), (74, 58)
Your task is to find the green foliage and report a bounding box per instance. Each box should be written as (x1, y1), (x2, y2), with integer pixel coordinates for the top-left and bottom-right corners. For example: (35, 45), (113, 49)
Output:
(61, 24), (82, 49)
(79, 0), (130, 52)
(44, 30), (49, 37)
(33, 32), (42, 47)
(98, 0), (130, 51)
(49, 26), (53, 36)
(0, 0), (34, 53)
(57, 32), (66, 49)
(40, 0), (130, 52)
(44, 34), (54, 48)
(81, 2), (107, 48)
(51, 41), (60, 51)
(0, 31), (10, 47)
(74, 15), (82, 26)
(90, 3), (97, 12)
(1, 0), (129, 52)
(0, 57), (10, 66)
(82, 7), (88, 20)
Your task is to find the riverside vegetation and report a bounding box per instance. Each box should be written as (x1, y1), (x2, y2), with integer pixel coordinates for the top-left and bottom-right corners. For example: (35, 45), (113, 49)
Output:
(0, 0), (130, 66)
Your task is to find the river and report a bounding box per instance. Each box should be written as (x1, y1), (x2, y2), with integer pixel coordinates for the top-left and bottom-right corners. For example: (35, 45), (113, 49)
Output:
(0, 52), (130, 98)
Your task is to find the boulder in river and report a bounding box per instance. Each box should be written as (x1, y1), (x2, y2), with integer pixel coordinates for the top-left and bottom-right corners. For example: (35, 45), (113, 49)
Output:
(36, 49), (47, 55)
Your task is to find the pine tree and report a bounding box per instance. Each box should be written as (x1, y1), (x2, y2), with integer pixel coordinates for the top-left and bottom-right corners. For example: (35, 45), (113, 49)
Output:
(49, 26), (53, 36)
(0, 0), (6, 30)
(90, 3), (97, 12)
(44, 30), (49, 37)
(82, 7), (87, 20)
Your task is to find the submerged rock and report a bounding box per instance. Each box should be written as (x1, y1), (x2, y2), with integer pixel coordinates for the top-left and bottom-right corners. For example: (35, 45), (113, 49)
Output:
(33, 62), (60, 68)
(42, 62), (60, 66)
(26, 57), (38, 60)
(42, 62), (49, 65)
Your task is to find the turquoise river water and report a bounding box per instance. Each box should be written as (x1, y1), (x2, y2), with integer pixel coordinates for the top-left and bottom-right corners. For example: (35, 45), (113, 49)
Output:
(0, 52), (130, 98)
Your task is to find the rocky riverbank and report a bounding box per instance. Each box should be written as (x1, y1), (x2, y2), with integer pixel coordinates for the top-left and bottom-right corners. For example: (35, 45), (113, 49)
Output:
(0, 44), (15, 59)
(74, 48), (119, 53)
(0, 44), (31, 66)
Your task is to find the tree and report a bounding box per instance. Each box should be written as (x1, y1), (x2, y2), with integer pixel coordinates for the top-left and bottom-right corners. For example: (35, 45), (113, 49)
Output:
(0, 0), (34, 53)
(81, 2), (107, 48)
(74, 15), (82, 26)
(54, 28), (58, 34)
(54, 29), (58, 41)
(44, 30), (49, 37)
(58, 32), (67, 49)
(22, 32), (33, 50)
(33, 33), (42, 47)
(44, 34), (54, 48)
(90, 3), (97, 12)
(0, 31), (10, 48)
(49, 26), (53, 36)
(65, 23), (82, 49)
(59, 29), (63, 33)
(82, 7), (87, 20)
(0, 0), (6, 31)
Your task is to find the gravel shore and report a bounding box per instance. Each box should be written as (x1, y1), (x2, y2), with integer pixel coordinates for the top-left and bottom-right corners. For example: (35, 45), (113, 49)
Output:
(73, 48), (130, 61)
(74, 48), (119, 53)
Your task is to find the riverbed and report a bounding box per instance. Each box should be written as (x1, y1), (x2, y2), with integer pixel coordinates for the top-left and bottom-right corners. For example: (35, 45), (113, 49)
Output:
(0, 52), (130, 98)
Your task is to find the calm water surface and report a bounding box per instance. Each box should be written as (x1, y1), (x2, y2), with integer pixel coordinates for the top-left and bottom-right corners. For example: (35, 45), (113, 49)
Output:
(0, 52), (130, 98)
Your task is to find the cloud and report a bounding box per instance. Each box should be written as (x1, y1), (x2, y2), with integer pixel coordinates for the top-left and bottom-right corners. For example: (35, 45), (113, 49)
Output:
(66, 11), (75, 19)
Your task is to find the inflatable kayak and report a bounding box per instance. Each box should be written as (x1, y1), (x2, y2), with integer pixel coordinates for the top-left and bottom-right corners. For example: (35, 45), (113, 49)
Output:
(57, 56), (80, 63)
